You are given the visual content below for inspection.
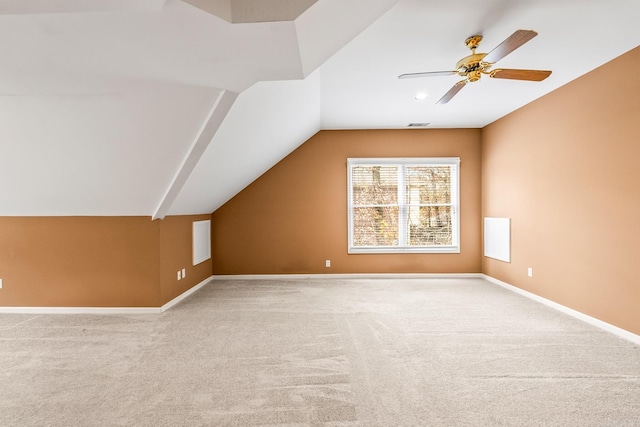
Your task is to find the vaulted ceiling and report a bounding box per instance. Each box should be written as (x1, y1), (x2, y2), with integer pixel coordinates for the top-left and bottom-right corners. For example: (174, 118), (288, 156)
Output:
(1, 0), (639, 217)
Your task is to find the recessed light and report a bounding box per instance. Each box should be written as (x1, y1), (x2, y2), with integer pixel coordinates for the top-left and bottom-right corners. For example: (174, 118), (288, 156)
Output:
(414, 91), (428, 101)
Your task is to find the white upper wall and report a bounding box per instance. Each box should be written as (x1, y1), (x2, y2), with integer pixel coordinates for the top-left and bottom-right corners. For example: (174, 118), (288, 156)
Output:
(0, 0), (396, 216)
(0, 82), (220, 216)
(2, 0), (638, 217)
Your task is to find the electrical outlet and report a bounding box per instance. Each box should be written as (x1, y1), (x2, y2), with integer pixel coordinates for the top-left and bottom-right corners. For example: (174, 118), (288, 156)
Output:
(325, 260), (331, 268)
(182, 268), (186, 278)
(0, 278), (2, 289)
(177, 271), (181, 280)
(527, 267), (533, 277)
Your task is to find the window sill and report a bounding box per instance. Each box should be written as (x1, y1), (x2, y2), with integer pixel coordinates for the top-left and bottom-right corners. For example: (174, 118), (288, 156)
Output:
(348, 246), (460, 254)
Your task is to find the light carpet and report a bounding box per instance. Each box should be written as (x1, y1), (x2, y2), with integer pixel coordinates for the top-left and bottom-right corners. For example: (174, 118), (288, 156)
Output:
(1, 278), (639, 426)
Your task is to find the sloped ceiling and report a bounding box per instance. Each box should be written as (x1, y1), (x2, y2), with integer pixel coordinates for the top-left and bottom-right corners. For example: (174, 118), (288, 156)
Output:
(1, 0), (639, 217)
(168, 71), (322, 216)
(183, 0), (318, 23)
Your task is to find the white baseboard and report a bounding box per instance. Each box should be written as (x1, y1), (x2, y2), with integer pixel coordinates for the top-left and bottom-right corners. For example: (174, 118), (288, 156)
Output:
(482, 274), (640, 346)
(213, 273), (640, 345)
(0, 306), (160, 315)
(212, 273), (483, 280)
(2, 273), (637, 347)
(0, 276), (214, 315)
(160, 276), (213, 312)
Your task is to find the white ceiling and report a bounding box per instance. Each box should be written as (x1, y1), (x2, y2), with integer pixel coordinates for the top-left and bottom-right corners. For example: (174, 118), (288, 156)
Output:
(1, 0), (639, 216)
(321, 0), (640, 129)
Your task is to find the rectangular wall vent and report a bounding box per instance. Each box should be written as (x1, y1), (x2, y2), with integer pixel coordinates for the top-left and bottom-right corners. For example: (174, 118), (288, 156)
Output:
(407, 123), (430, 127)
(193, 220), (211, 266)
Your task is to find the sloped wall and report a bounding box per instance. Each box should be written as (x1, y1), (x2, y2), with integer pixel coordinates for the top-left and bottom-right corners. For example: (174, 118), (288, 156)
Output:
(482, 46), (640, 335)
(211, 129), (482, 274)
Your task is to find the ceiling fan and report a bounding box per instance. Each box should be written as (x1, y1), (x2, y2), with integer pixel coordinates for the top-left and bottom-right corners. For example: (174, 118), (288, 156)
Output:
(398, 29), (552, 104)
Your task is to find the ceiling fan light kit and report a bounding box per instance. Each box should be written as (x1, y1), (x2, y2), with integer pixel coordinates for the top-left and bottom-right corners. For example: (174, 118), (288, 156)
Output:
(398, 29), (552, 104)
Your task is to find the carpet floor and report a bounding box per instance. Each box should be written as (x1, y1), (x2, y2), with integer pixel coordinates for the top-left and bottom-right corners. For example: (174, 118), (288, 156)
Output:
(1, 278), (639, 426)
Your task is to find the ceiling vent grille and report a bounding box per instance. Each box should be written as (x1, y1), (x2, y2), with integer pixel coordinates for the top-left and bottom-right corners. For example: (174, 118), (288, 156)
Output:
(407, 123), (430, 128)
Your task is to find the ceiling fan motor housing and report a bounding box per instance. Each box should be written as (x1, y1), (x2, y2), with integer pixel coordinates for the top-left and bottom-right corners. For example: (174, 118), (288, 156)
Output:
(456, 53), (489, 81)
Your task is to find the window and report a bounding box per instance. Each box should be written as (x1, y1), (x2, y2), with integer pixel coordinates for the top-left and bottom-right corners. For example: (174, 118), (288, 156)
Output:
(347, 157), (460, 254)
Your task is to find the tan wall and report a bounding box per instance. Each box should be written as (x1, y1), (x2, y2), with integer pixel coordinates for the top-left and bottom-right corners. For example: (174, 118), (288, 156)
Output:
(212, 129), (482, 274)
(159, 215), (213, 305)
(482, 46), (640, 335)
(0, 215), (212, 307)
(0, 217), (160, 307)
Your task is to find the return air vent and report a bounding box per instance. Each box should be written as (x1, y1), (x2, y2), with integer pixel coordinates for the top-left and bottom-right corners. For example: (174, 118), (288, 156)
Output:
(407, 123), (430, 128)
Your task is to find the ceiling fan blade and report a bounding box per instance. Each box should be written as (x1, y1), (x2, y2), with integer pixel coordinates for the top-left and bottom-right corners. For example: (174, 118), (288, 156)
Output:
(398, 71), (456, 79)
(490, 69), (552, 81)
(483, 29), (538, 64)
(437, 80), (466, 105)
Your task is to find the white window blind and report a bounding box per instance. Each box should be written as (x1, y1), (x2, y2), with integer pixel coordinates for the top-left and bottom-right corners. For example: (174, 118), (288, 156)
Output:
(347, 158), (460, 254)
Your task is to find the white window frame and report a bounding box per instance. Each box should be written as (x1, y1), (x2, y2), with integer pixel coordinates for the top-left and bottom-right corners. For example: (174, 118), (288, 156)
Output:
(347, 157), (460, 254)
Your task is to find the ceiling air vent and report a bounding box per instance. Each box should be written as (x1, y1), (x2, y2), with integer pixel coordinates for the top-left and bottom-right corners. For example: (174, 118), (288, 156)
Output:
(407, 123), (430, 128)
